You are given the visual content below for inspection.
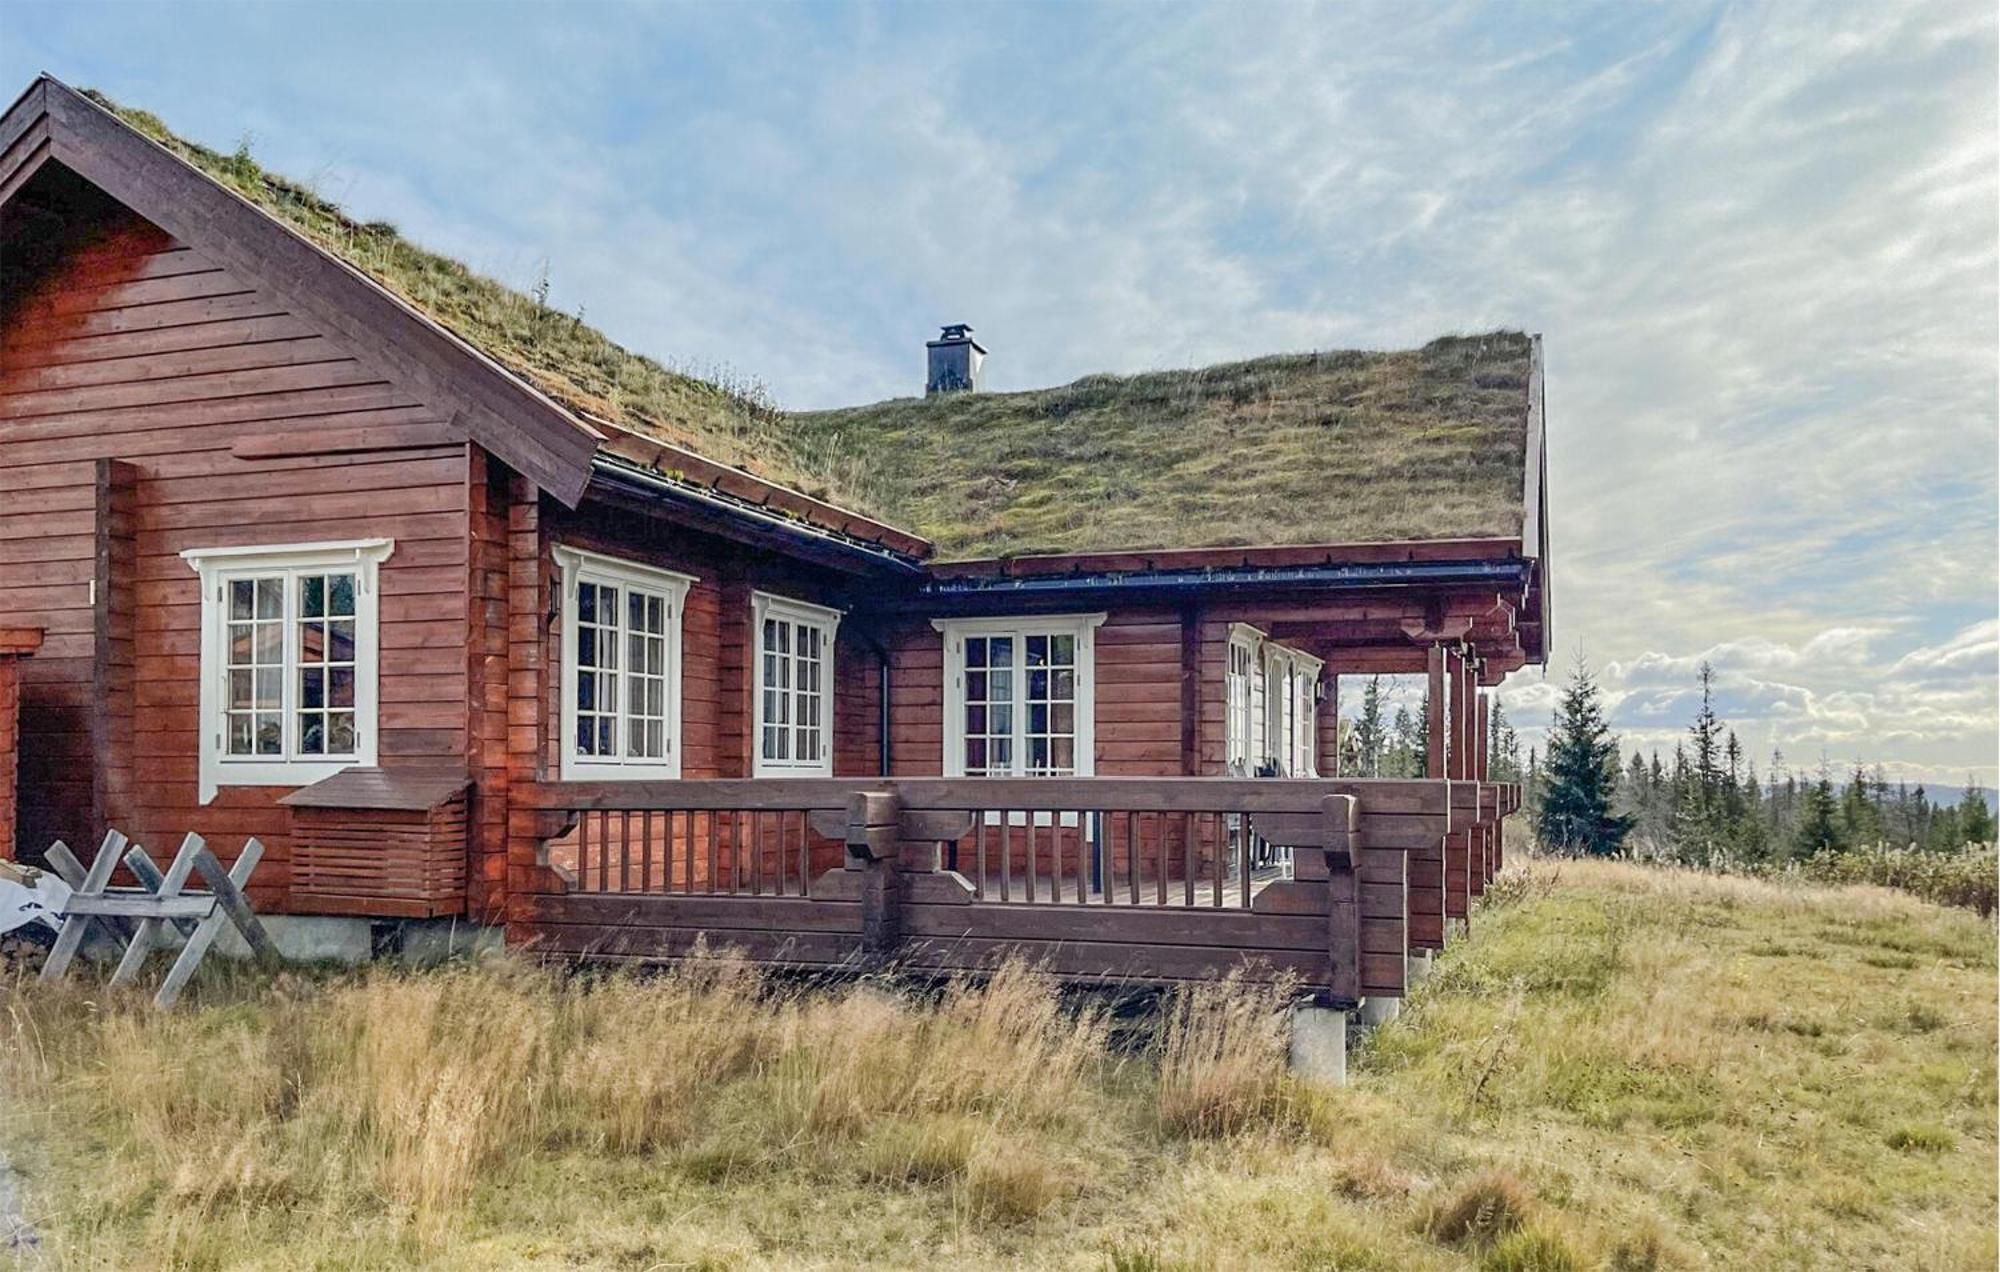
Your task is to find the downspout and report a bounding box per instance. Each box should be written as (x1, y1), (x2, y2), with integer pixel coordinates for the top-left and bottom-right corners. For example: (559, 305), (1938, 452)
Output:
(878, 643), (892, 777)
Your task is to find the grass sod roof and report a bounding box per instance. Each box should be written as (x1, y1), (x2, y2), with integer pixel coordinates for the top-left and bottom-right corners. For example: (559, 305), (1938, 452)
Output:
(83, 90), (1534, 561)
(789, 334), (1534, 559)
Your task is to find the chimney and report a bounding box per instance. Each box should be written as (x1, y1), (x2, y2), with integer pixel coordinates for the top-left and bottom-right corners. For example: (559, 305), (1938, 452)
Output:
(926, 323), (985, 395)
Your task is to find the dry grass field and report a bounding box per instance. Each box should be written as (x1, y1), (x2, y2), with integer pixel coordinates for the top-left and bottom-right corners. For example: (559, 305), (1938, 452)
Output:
(2, 855), (1992, 1270)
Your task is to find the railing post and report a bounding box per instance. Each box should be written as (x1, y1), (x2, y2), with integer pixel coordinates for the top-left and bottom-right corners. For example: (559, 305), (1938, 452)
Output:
(1321, 793), (1361, 1006)
(846, 789), (904, 958)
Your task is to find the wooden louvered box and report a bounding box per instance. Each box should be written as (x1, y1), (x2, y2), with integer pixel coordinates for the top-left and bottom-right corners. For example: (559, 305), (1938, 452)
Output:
(281, 767), (470, 918)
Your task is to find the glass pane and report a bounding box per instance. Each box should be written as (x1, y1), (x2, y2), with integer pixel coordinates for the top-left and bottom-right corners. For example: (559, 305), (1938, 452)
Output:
(329, 668), (354, 709)
(1029, 703), (1048, 734)
(576, 717), (595, 754)
(329, 621), (355, 663)
(966, 705), (986, 734)
(256, 577), (283, 619)
(645, 721), (663, 757)
(229, 580), (254, 620)
(301, 575), (325, 618)
(329, 574), (355, 616)
(256, 623), (283, 663)
(991, 705), (1012, 735)
(577, 628), (597, 667)
(965, 671), (986, 702)
(229, 671), (254, 709)
(1029, 670), (1049, 699)
(255, 716), (282, 755)
(228, 715), (253, 755)
(966, 738), (986, 771)
(1052, 635), (1075, 664)
(328, 713), (356, 755)
(254, 668), (282, 709)
(229, 629), (252, 661)
(596, 717), (614, 756)
(1030, 737), (1050, 770)
(1052, 703), (1075, 734)
(301, 668), (324, 709)
(965, 638), (987, 669)
(1051, 738), (1074, 772)
(991, 737), (1012, 769)
(577, 673), (596, 711)
(1052, 669), (1075, 699)
(299, 714), (324, 755)
(1026, 635), (1049, 666)
(300, 621), (325, 662)
(577, 583), (597, 624)
(988, 636), (1012, 666)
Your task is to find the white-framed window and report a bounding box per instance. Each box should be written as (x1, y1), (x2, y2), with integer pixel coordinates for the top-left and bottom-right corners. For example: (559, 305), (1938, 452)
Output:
(935, 614), (1105, 777)
(1257, 644), (1322, 777)
(184, 539), (392, 804)
(555, 545), (693, 780)
(752, 592), (840, 776)
(1225, 623), (1264, 773)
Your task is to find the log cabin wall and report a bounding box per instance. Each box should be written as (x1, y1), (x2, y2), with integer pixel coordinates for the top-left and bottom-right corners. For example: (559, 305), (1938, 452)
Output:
(0, 188), (475, 909)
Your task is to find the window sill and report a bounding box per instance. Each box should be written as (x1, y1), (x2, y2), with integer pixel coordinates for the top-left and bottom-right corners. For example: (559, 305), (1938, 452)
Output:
(200, 759), (361, 805)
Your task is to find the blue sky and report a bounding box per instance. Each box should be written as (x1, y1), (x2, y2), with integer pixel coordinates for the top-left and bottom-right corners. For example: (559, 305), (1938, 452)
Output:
(8, 0), (1996, 788)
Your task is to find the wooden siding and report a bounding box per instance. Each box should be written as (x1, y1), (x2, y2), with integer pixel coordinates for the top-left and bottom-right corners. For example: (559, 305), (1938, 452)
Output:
(0, 196), (472, 908)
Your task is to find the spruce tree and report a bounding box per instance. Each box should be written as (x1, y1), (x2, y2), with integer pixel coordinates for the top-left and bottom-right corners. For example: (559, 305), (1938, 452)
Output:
(1841, 763), (1883, 845)
(1535, 655), (1632, 857)
(1354, 677), (1387, 777)
(1960, 781), (1996, 845)
(1795, 768), (1843, 856)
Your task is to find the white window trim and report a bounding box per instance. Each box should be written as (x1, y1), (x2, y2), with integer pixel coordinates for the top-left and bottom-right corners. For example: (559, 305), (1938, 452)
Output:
(751, 591), (842, 777)
(933, 613), (1106, 778)
(183, 538), (393, 805)
(555, 545), (695, 781)
(1258, 641), (1324, 777)
(1225, 623), (1266, 774)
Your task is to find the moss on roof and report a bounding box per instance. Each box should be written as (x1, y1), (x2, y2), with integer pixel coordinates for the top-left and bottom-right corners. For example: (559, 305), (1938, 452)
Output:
(84, 90), (1533, 561)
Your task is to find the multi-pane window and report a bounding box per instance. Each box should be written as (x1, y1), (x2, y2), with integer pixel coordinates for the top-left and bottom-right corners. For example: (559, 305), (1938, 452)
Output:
(753, 593), (839, 776)
(1225, 626), (1261, 772)
(938, 615), (1102, 778)
(557, 546), (692, 780)
(220, 570), (358, 759)
(1256, 645), (1322, 777)
(185, 539), (390, 804)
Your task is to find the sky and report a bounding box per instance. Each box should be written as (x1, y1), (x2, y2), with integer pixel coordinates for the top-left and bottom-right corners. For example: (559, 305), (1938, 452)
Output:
(7, 0), (1996, 789)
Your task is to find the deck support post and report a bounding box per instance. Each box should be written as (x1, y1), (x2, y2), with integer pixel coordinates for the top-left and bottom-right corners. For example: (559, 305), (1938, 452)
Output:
(1358, 994), (1400, 1027)
(1408, 949), (1434, 984)
(846, 790), (904, 960)
(1290, 1002), (1348, 1086)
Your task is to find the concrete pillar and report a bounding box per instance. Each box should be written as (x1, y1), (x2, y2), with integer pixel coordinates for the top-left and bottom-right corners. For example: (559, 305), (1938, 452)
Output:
(1358, 994), (1401, 1027)
(1408, 949), (1435, 984)
(1290, 1004), (1348, 1086)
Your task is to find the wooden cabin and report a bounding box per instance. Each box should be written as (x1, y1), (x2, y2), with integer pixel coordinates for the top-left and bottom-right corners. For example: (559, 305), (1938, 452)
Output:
(0, 77), (1544, 1004)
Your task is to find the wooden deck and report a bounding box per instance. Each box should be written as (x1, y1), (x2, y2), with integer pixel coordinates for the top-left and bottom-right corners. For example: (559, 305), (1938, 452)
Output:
(515, 777), (1518, 1005)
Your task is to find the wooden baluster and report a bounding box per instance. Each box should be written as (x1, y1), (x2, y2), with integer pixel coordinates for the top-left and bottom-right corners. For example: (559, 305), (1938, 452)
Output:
(1239, 811), (1252, 910)
(578, 807), (590, 890)
(795, 811), (808, 897)
(1212, 811), (1225, 907)
(617, 810), (630, 892)
(704, 810), (717, 894)
(1153, 812), (1165, 906)
(1025, 813), (1037, 903)
(1075, 813), (1089, 903)
(999, 813), (1011, 903)
(1125, 811), (1138, 906)
(599, 811), (610, 893)
(1182, 813), (1194, 907)
(974, 815), (987, 901)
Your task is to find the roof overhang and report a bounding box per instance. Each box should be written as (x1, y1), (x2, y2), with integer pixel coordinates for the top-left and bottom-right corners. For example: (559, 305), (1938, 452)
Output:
(0, 75), (601, 505)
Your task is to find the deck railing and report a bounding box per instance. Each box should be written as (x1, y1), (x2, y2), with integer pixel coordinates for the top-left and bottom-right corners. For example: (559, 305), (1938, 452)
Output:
(517, 776), (1515, 1003)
